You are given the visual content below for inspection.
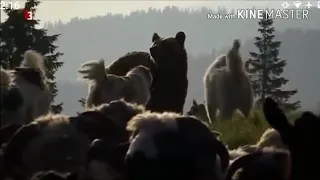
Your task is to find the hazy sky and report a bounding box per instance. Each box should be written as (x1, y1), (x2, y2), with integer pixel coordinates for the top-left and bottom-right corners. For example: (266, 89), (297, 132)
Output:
(1, 0), (286, 26)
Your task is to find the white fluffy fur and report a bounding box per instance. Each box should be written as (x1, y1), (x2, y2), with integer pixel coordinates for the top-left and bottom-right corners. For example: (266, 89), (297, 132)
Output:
(126, 112), (179, 158)
(78, 59), (106, 83)
(78, 59), (107, 108)
(1, 50), (52, 127)
(78, 59), (153, 108)
(204, 39), (253, 122)
(228, 147), (250, 162)
(20, 50), (51, 118)
(228, 128), (286, 162)
(21, 50), (46, 80)
(125, 65), (153, 105)
(257, 128), (287, 150)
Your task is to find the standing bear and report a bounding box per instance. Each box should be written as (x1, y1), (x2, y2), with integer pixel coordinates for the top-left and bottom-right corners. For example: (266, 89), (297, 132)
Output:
(204, 39), (253, 122)
(146, 31), (189, 114)
(105, 32), (189, 114)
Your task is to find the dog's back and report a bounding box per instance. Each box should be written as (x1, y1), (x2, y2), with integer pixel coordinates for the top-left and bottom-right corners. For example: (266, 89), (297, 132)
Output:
(125, 66), (152, 105)
(203, 39), (253, 121)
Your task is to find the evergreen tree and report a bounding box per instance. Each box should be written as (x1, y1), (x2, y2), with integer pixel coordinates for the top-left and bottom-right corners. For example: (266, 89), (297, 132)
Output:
(0, 0), (64, 113)
(245, 14), (300, 111)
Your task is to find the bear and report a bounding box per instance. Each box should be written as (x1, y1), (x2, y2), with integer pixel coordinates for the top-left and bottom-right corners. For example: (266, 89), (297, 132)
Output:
(104, 32), (188, 114)
(146, 31), (189, 114)
(105, 51), (156, 76)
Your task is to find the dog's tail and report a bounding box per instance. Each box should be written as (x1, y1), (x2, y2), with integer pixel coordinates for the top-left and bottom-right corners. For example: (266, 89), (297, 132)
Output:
(231, 39), (241, 52)
(78, 59), (106, 82)
(226, 39), (243, 73)
(21, 50), (45, 70)
(21, 50), (46, 80)
(0, 67), (11, 88)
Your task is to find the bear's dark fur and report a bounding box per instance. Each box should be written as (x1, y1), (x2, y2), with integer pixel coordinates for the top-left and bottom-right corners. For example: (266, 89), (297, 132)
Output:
(105, 32), (188, 114)
(106, 51), (156, 76)
(146, 31), (188, 114)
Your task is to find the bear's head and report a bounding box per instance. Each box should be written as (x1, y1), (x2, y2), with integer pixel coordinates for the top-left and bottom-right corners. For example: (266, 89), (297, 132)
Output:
(150, 31), (187, 70)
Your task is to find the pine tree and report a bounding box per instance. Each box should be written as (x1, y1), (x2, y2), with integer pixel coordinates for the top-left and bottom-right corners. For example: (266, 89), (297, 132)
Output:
(0, 0), (64, 113)
(245, 14), (300, 111)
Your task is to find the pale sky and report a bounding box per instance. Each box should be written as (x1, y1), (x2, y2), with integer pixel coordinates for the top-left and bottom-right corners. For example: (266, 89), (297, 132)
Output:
(1, 1), (285, 26)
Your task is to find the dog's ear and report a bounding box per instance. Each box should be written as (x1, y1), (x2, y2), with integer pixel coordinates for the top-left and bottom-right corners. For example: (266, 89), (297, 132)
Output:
(175, 31), (186, 46)
(152, 33), (160, 42)
(263, 97), (292, 134)
(192, 99), (198, 106)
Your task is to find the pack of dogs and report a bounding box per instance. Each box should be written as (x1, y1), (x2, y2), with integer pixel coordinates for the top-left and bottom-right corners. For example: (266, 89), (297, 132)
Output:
(0, 31), (319, 180)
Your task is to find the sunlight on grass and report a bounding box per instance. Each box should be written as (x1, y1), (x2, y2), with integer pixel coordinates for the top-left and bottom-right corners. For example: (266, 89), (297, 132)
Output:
(207, 110), (300, 149)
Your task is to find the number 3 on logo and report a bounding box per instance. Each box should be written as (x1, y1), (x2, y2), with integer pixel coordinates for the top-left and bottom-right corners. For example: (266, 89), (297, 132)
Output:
(24, 9), (33, 20)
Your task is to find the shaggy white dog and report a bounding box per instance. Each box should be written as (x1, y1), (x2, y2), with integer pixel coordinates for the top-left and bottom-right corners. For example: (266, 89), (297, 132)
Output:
(78, 59), (153, 108)
(204, 39), (253, 122)
(1, 50), (52, 126)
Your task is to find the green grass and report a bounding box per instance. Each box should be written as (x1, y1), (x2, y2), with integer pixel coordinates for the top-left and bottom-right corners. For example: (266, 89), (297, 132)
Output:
(207, 110), (301, 149)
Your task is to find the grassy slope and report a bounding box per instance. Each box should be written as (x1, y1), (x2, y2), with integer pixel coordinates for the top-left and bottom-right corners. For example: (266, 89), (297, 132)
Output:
(208, 110), (300, 149)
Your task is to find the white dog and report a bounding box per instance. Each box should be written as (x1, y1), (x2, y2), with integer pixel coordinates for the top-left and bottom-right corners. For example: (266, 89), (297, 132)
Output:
(78, 59), (153, 108)
(1, 50), (52, 126)
(203, 39), (253, 122)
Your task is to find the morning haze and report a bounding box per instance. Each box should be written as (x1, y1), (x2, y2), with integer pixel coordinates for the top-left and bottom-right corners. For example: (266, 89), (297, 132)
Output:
(2, 1), (319, 115)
